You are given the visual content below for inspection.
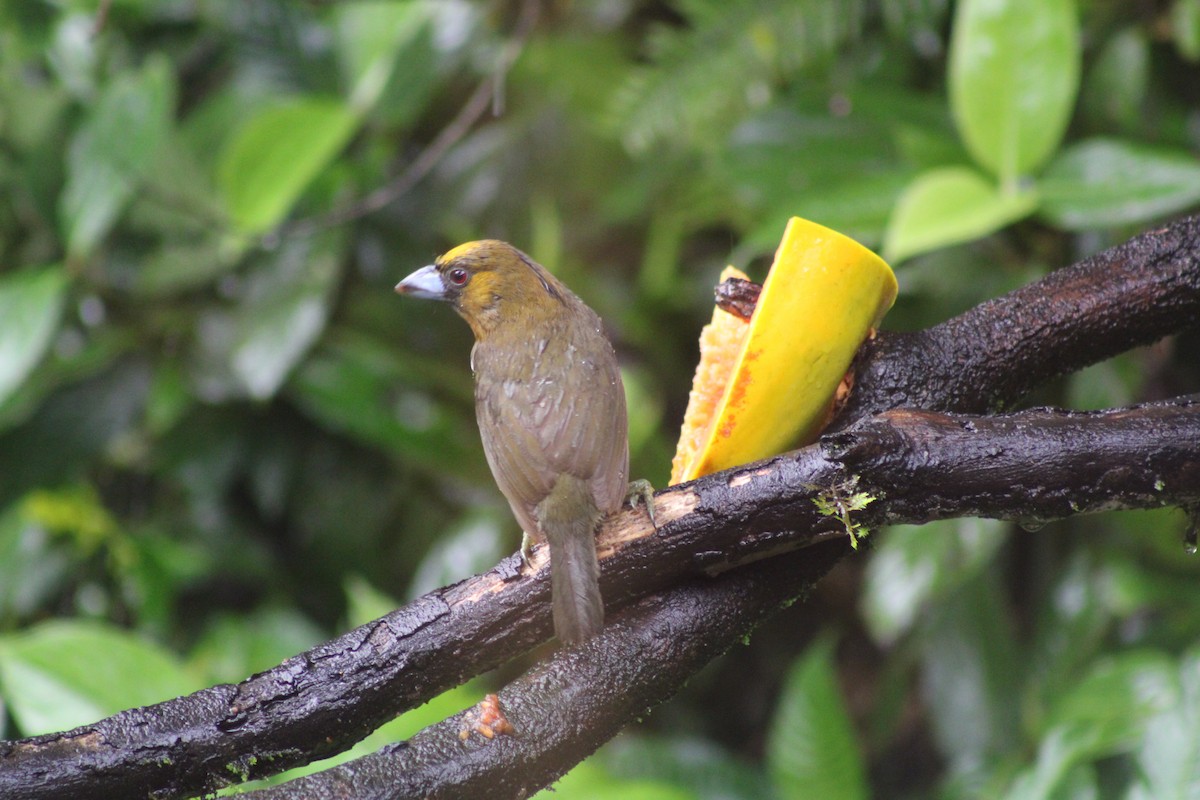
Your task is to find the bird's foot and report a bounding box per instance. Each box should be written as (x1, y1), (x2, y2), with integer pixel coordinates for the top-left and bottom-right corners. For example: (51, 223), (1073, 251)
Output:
(625, 479), (657, 528)
(520, 531), (535, 568)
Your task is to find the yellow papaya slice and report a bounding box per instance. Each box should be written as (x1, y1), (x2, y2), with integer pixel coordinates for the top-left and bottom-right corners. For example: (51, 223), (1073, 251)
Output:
(671, 217), (897, 484)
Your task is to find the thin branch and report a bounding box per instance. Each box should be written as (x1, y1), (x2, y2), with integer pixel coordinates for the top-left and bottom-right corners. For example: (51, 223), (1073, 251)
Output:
(283, 0), (541, 239)
(91, 0), (113, 37)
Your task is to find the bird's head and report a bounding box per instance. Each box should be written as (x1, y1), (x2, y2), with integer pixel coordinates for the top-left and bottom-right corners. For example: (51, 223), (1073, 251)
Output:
(395, 240), (566, 340)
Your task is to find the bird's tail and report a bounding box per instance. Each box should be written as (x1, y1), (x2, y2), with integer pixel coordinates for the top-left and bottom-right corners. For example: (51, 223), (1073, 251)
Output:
(538, 477), (605, 644)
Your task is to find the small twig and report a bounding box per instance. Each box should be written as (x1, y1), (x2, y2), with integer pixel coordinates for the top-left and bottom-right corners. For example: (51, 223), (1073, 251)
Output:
(283, 0), (541, 239)
(91, 0), (113, 37)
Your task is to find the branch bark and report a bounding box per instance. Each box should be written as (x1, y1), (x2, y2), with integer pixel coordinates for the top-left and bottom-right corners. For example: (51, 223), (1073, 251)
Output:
(837, 215), (1200, 422)
(234, 398), (1200, 800)
(2, 216), (1199, 799)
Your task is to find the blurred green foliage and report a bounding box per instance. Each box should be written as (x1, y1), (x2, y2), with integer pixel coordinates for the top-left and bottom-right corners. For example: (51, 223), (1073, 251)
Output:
(1, 0), (1199, 797)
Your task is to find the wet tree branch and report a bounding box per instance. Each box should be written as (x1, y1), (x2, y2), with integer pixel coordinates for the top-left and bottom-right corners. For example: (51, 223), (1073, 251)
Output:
(2, 216), (1199, 799)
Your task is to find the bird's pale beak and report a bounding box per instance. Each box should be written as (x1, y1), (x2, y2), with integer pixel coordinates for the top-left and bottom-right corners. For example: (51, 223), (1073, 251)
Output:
(395, 265), (448, 300)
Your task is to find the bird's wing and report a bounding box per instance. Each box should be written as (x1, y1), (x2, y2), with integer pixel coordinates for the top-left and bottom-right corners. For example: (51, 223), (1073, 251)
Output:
(533, 332), (628, 515)
(473, 318), (628, 524)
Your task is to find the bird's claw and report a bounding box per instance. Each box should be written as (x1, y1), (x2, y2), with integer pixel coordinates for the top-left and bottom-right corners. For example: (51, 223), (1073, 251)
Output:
(520, 531), (535, 568)
(625, 478), (657, 528)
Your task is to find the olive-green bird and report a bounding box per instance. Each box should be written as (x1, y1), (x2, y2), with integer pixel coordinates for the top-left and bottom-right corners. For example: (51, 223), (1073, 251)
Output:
(396, 240), (634, 644)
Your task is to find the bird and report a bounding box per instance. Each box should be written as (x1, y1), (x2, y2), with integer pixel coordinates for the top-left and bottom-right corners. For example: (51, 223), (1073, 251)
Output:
(395, 240), (647, 644)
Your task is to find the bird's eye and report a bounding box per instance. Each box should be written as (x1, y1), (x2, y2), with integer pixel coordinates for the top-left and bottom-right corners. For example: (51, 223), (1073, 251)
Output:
(447, 267), (469, 286)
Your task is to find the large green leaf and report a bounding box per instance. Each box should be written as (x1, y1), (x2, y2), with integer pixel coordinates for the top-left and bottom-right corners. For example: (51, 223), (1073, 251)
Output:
(1080, 28), (1149, 132)
(1173, 0), (1200, 61)
(0, 504), (73, 626)
(1025, 553), (1114, 705)
(189, 608), (323, 686)
(948, 0), (1080, 181)
(767, 639), (868, 800)
(1044, 651), (1175, 744)
(1038, 138), (1200, 230)
(549, 767), (696, 800)
(1001, 723), (1110, 800)
(1005, 652), (1177, 799)
(0, 360), (152, 508)
(59, 55), (175, 257)
(335, 1), (432, 113)
(610, 0), (865, 153)
(1128, 650), (1200, 798)
(229, 236), (343, 400)
(217, 98), (358, 235)
(598, 734), (773, 800)
(883, 166), (1037, 262)
(0, 266), (68, 407)
(919, 572), (1022, 774)
(230, 286), (332, 401)
(861, 519), (1007, 646)
(0, 620), (196, 735)
(286, 332), (479, 476)
(188, 234), (341, 401)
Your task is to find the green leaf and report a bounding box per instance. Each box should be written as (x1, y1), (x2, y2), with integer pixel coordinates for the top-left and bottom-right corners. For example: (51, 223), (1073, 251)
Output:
(862, 519), (1007, 645)
(1001, 723), (1110, 800)
(230, 287), (331, 401)
(1172, 0), (1200, 61)
(549, 768), (696, 800)
(287, 333), (479, 476)
(1080, 28), (1149, 132)
(609, 0), (865, 153)
(0, 504), (74, 624)
(0, 266), (68, 407)
(217, 98), (358, 235)
(0, 360), (152, 508)
(1026, 553), (1113, 705)
(189, 608), (323, 685)
(1064, 351), (1143, 411)
(59, 55), (175, 257)
(133, 237), (240, 297)
(600, 734), (773, 800)
(767, 639), (868, 800)
(201, 234), (341, 401)
(0, 620), (196, 735)
(1043, 651), (1175, 747)
(1005, 652), (1178, 797)
(721, 103), (901, 249)
(1129, 649), (1200, 798)
(335, 2), (432, 112)
(407, 511), (507, 599)
(948, 0), (1080, 181)
(919, 572), (1022, 774)
(1038, 138), (1200, 230)
(746, 170), (914, 252)
(883, 166), (1038, 262)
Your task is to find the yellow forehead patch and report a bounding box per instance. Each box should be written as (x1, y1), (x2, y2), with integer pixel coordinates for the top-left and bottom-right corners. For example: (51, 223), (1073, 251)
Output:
(440, 241), (486, 263)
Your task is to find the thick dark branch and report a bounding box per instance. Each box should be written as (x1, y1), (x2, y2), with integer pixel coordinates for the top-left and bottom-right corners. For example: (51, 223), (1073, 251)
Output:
(4, 397), (1198, 799)
(238, 543), (844, 800)
(838, 215), (1200, 422)
(837, 399), (1200, 524)
(236, 397), (1200, 800)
